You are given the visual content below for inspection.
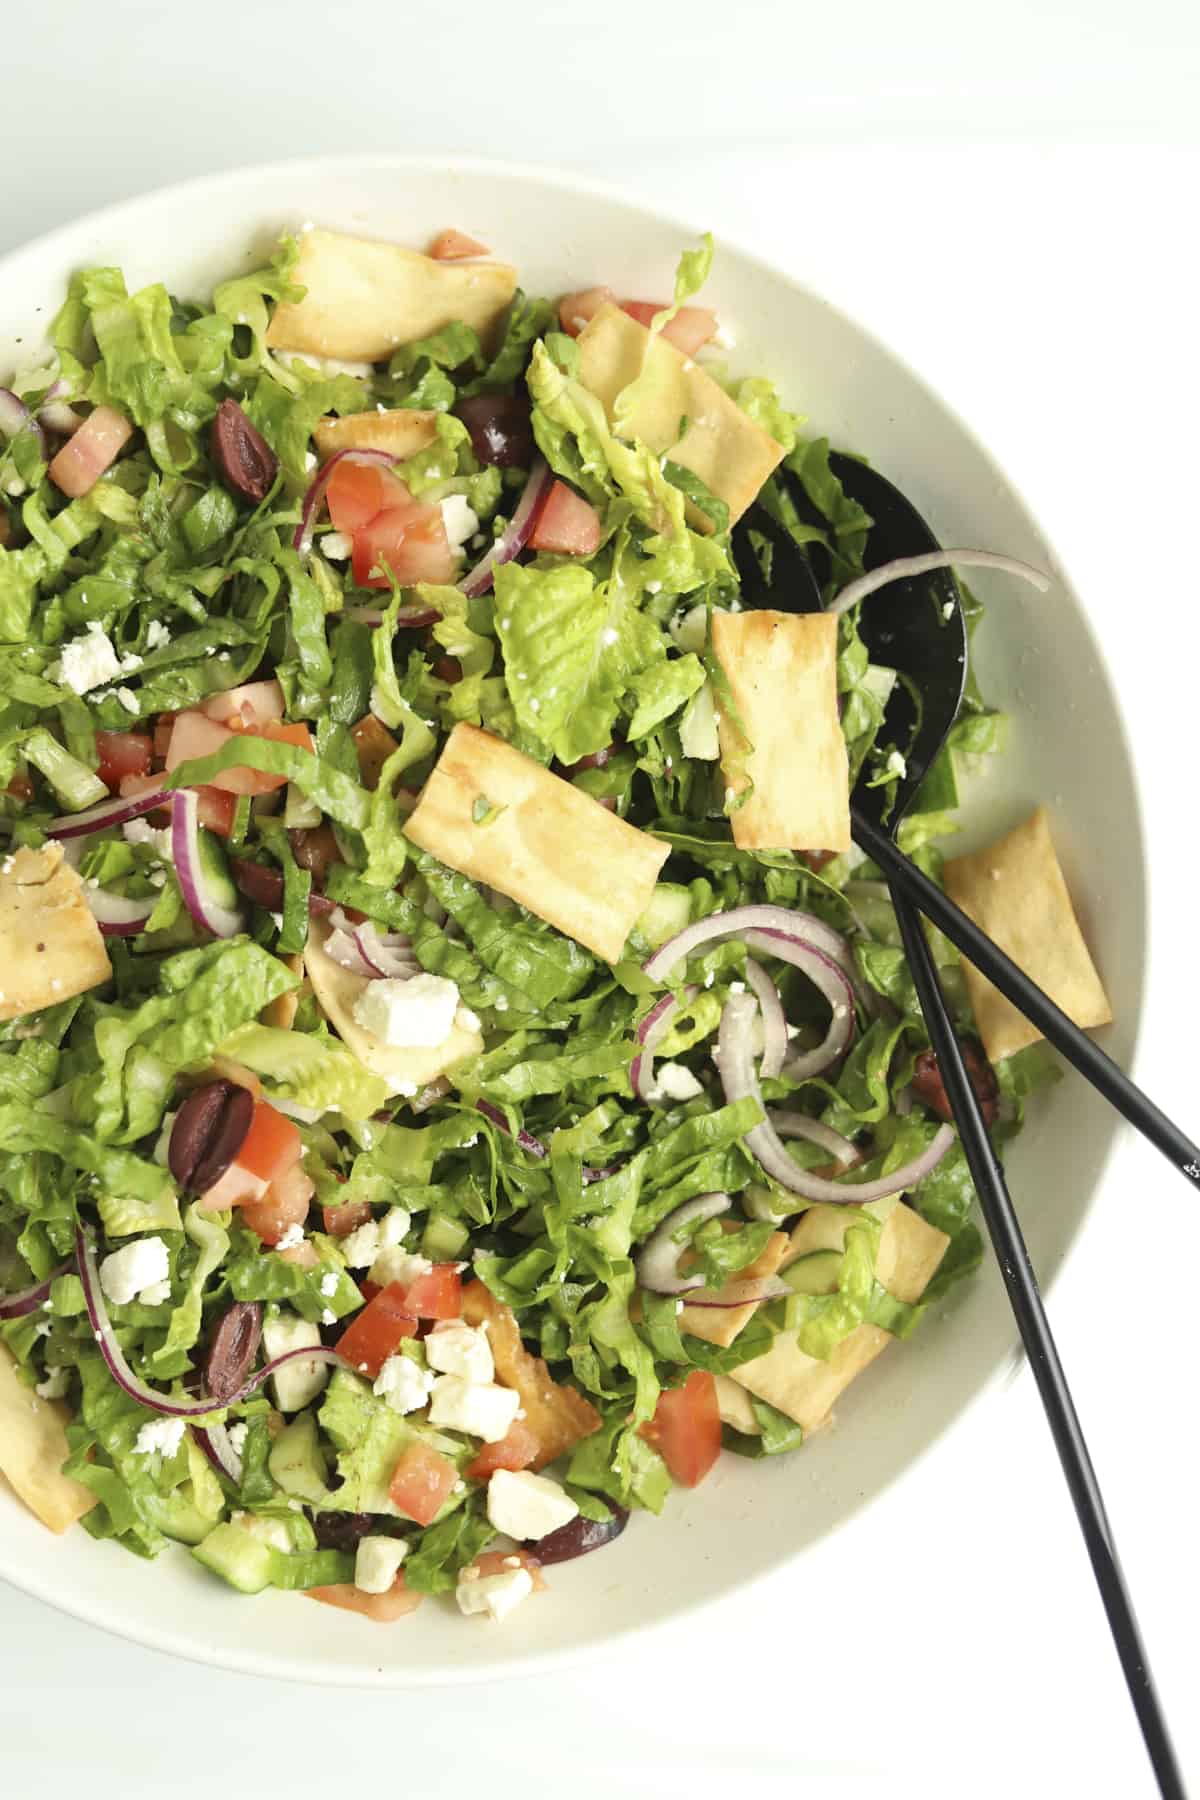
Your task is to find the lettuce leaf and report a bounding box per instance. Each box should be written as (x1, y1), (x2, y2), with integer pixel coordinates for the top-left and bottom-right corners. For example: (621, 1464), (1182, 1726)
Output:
(217, 1022), (389, 1121)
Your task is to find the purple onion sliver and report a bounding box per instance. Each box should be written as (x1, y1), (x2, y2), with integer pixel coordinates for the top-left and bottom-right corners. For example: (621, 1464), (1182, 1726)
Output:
(634, 1190), (730, 1296)
(84, 885), (158, 936)
(0, 1259), (73, 1321)
(172, 788), (243, 938)
(743, 959), (788, 1080)
(458, 456), (552, 599)
(45, 784), (174, 840)
(829, 549), (1051, 618)
(194, 1422), (244, 1486)
(631, 984), (699, 1104)
(0, 386), (45, 456)
(293, 448), (398, 556)
(743, 930), (856, 1081)
(769, 1112), (858, 1168)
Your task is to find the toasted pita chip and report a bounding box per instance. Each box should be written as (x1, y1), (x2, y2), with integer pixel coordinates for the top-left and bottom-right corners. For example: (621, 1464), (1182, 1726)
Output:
(403, 724), (668, 964)
(460, 1281), (600, 1470)
(713, 1373), (761, 1434)
(303, 918), (482, 1098)
(312, 410), (440, 463)
(943, 806), (1112, 1063)
(711, 610), (850, 852)
(678, 1226), (790, 1349)
(0, 842), (111, 1021)
(575, 303), (784, 528)
(266, 227), (517, 362)
(0, 1347), (95, 1534)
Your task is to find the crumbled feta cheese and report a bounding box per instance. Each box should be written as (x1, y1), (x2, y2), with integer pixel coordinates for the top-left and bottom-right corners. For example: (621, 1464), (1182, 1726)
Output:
(123, 818), (174, 859)
(134, 1416), (186, 1460)
(373, 1353), (434, 1414)
(369, 1247), (431, 1288)
(321, 530), (353, 561)
(355, 1534), (409, 1594)
(274, 1223), (306, 1252)
(941, 600), (955, 621)
(486, 1468), (579, 1541)
(319, 1270), (339, 1298)
(339, 1220), (382, 1268)
(456, 1564), (533, 1622)
(145, 619), (171, 650)
(439, 494), (479, 548)
(261, 1312), (328, 1412)
(378, 1207), (412, 1249)
(55, 625), (124, 695)
(321, 1308), (337, 1325)
(35, 1367), (69, 1400)
(227, 1422), (249, 1456)
(139, 1280), (172, 1306)
(885, 750), (907, 778)
(729, 980), (746, 995)
(653, 1061), (704, 1103)
(98, 1236), (170, 1307)
(425, 1319), (493, 1384)
(428, 1375), (520, 1443)
(353, 973), (460, 1048)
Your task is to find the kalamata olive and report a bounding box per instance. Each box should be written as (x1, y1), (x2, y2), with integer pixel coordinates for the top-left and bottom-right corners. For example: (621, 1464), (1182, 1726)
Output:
(211, 398), (278, 504)
(453, 393), (534, 469)
(311, 1511), (403, 1553)
(912, 1039), (999, 1128)
(229, 857), (336, 917)
(169, 1079), (254, 1193)
(204, 1301), (263, 1401)
(533, 1503), (629, 1565)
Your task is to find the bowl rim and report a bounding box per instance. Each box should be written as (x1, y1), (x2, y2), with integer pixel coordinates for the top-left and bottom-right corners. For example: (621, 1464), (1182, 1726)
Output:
(0, 147), (1150, 1687)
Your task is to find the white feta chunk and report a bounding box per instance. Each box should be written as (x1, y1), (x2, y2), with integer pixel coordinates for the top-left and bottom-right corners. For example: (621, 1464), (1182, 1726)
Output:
(354, 1534), (410, 1594)
(227, 1422), (249, 1457)
(439, 494), (479, 549)
(425, 1319), (493, 1384)
(373, 1353), (433, 1414)
(456, 1564), (534, 1622)
(378, 1207), (412, 1248)
(134, 1416), (186, 1460)
(485, 1468), (578, 1541)
(98, 1236), (170, 1307)
(353, 973), (461, 1048)
(369, 1247), (432, 1289)
(321, 530), (353, 561)
(274, 1223), (306, 1252)
(653, 1061), (704, 1102)
(55, 625), (124, 695)
(428, 1375), (520, 1443)
(339, 1220), (381, 1268)
(145, 619), (171, 650)
(261, 1311), (328, 1412)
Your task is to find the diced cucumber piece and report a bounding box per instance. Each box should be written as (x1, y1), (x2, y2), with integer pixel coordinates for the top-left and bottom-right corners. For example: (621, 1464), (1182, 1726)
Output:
(782, 1249), (843, 1297)
(635, 883), (693, 949)
(268, 1410), (331, 1505)
(195, 826), (239, 911)
(421, 1212), (469, 1261)
(192, 1522), (275, 1594)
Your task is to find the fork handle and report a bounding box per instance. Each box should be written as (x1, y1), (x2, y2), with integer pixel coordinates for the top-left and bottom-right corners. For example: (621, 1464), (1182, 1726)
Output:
(853, 813), (1200, 1189)
(890, 886), (1186, 1799)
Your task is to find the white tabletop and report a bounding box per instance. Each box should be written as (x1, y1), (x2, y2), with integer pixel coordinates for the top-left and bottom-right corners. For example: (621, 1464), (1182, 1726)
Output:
(3, 5), (1198, 1795)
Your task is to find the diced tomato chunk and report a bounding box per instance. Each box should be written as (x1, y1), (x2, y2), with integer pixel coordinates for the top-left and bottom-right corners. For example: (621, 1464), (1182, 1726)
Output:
(47, 405), (133, 497)
(239, 1159), (314, 1247)
(358, 1279), (381, 1305)
(308, 1572), (423, 1621)
(620, 301), (718, 356)
(429, 229), (489, 261)
(387, 1440), (457, 1527)
(352, 504), (456, 589)
(336, 1282), (419, 1380)
(400, 1265), (462, 1321)
(323, 1199), (373, 1239)
(237, 1099), (303, 1185)
(326, 461), (411, 536)
(152, 713), (177, 764)
(639, 1369), (721, 1488)
(528, 481), (603, 557)
(558, 287), (614, 337)
(196, 785), (238, 837)
(166, 710), (313, 796)
(95, 730), (153, 791)
(465, 1420), (540, 1482)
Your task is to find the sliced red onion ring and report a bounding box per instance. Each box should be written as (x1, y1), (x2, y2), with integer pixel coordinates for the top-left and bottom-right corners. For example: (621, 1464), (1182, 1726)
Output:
(45, 784), (174, 840)
(84, 885), (158, 936)
(0, 386), (45, 454)
(194, 1421), (244, 1485)
(459, 456), (552, 599)
(743, 960), (787, 1079)
(829, 550), (1051, 618)
(635, 1190), (731, 1295)
(172, 788), (243, 938)
(642, 903), (866, 1012)
(324, 926), (378, 978)
(631, 984), (699, 1103)
(353, 921), (418, 979)
(0, 1259), (73, 1321)
(717, 990), (954, 1204)
(742, 929), (856, 1083)
(475, 1098), (548, 1161)
(293, 448), (399, 556)
(769, 1112), (859, 1168)
(76, 1223), (343, 1418)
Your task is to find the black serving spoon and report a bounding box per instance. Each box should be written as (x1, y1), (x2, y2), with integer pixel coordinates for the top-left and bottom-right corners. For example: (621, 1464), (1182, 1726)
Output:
(733, 462), (1186, 1800)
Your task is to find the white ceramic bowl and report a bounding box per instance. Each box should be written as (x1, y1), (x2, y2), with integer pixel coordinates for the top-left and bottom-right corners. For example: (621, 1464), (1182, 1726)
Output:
(0, 153), (1145, 1686)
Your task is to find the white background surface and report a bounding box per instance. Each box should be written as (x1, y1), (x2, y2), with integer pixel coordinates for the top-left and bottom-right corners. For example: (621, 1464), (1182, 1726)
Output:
(3, 4), (1198, 1795)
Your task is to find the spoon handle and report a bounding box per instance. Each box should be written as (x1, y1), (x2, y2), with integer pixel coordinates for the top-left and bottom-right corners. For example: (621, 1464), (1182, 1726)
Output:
(890, 885), (1186, 1799)
(853, 814), (1200, 1189)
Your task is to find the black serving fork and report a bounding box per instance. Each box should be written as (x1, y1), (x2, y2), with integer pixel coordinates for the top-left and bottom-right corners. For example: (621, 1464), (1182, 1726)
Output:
(732, 460), (1187, 1800)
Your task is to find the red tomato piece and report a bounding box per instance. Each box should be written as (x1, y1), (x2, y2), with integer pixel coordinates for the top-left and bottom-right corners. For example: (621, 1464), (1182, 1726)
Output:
(165, 711), (313, 797)
(465, 1419), (540, 1482)
(357, 1279), (381, 1305)
(95, 730), (152, 791)
(323, 1199), (373, 1239)
(326, 461), (411, 535)
(151, 713), (177, 765)
(528, 481), (603, 557)
(47, 405), (133, 498)
(620, 301), (718, 356)
(387, 1441), (458, 1527)
(429, 229), (489, 261)
(196, 785), (238, 837)
(352, 505), (456, 589)
(639, 1369), (721, 1488)
(335, 1282), (419, 1380)
(558, 287), (614, 337)
(237, 1160), (314, 1247)
(308, 1572), (423, 1621)
(400, 1265), (462, 1321)
(237, 1100), (303, 1185)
